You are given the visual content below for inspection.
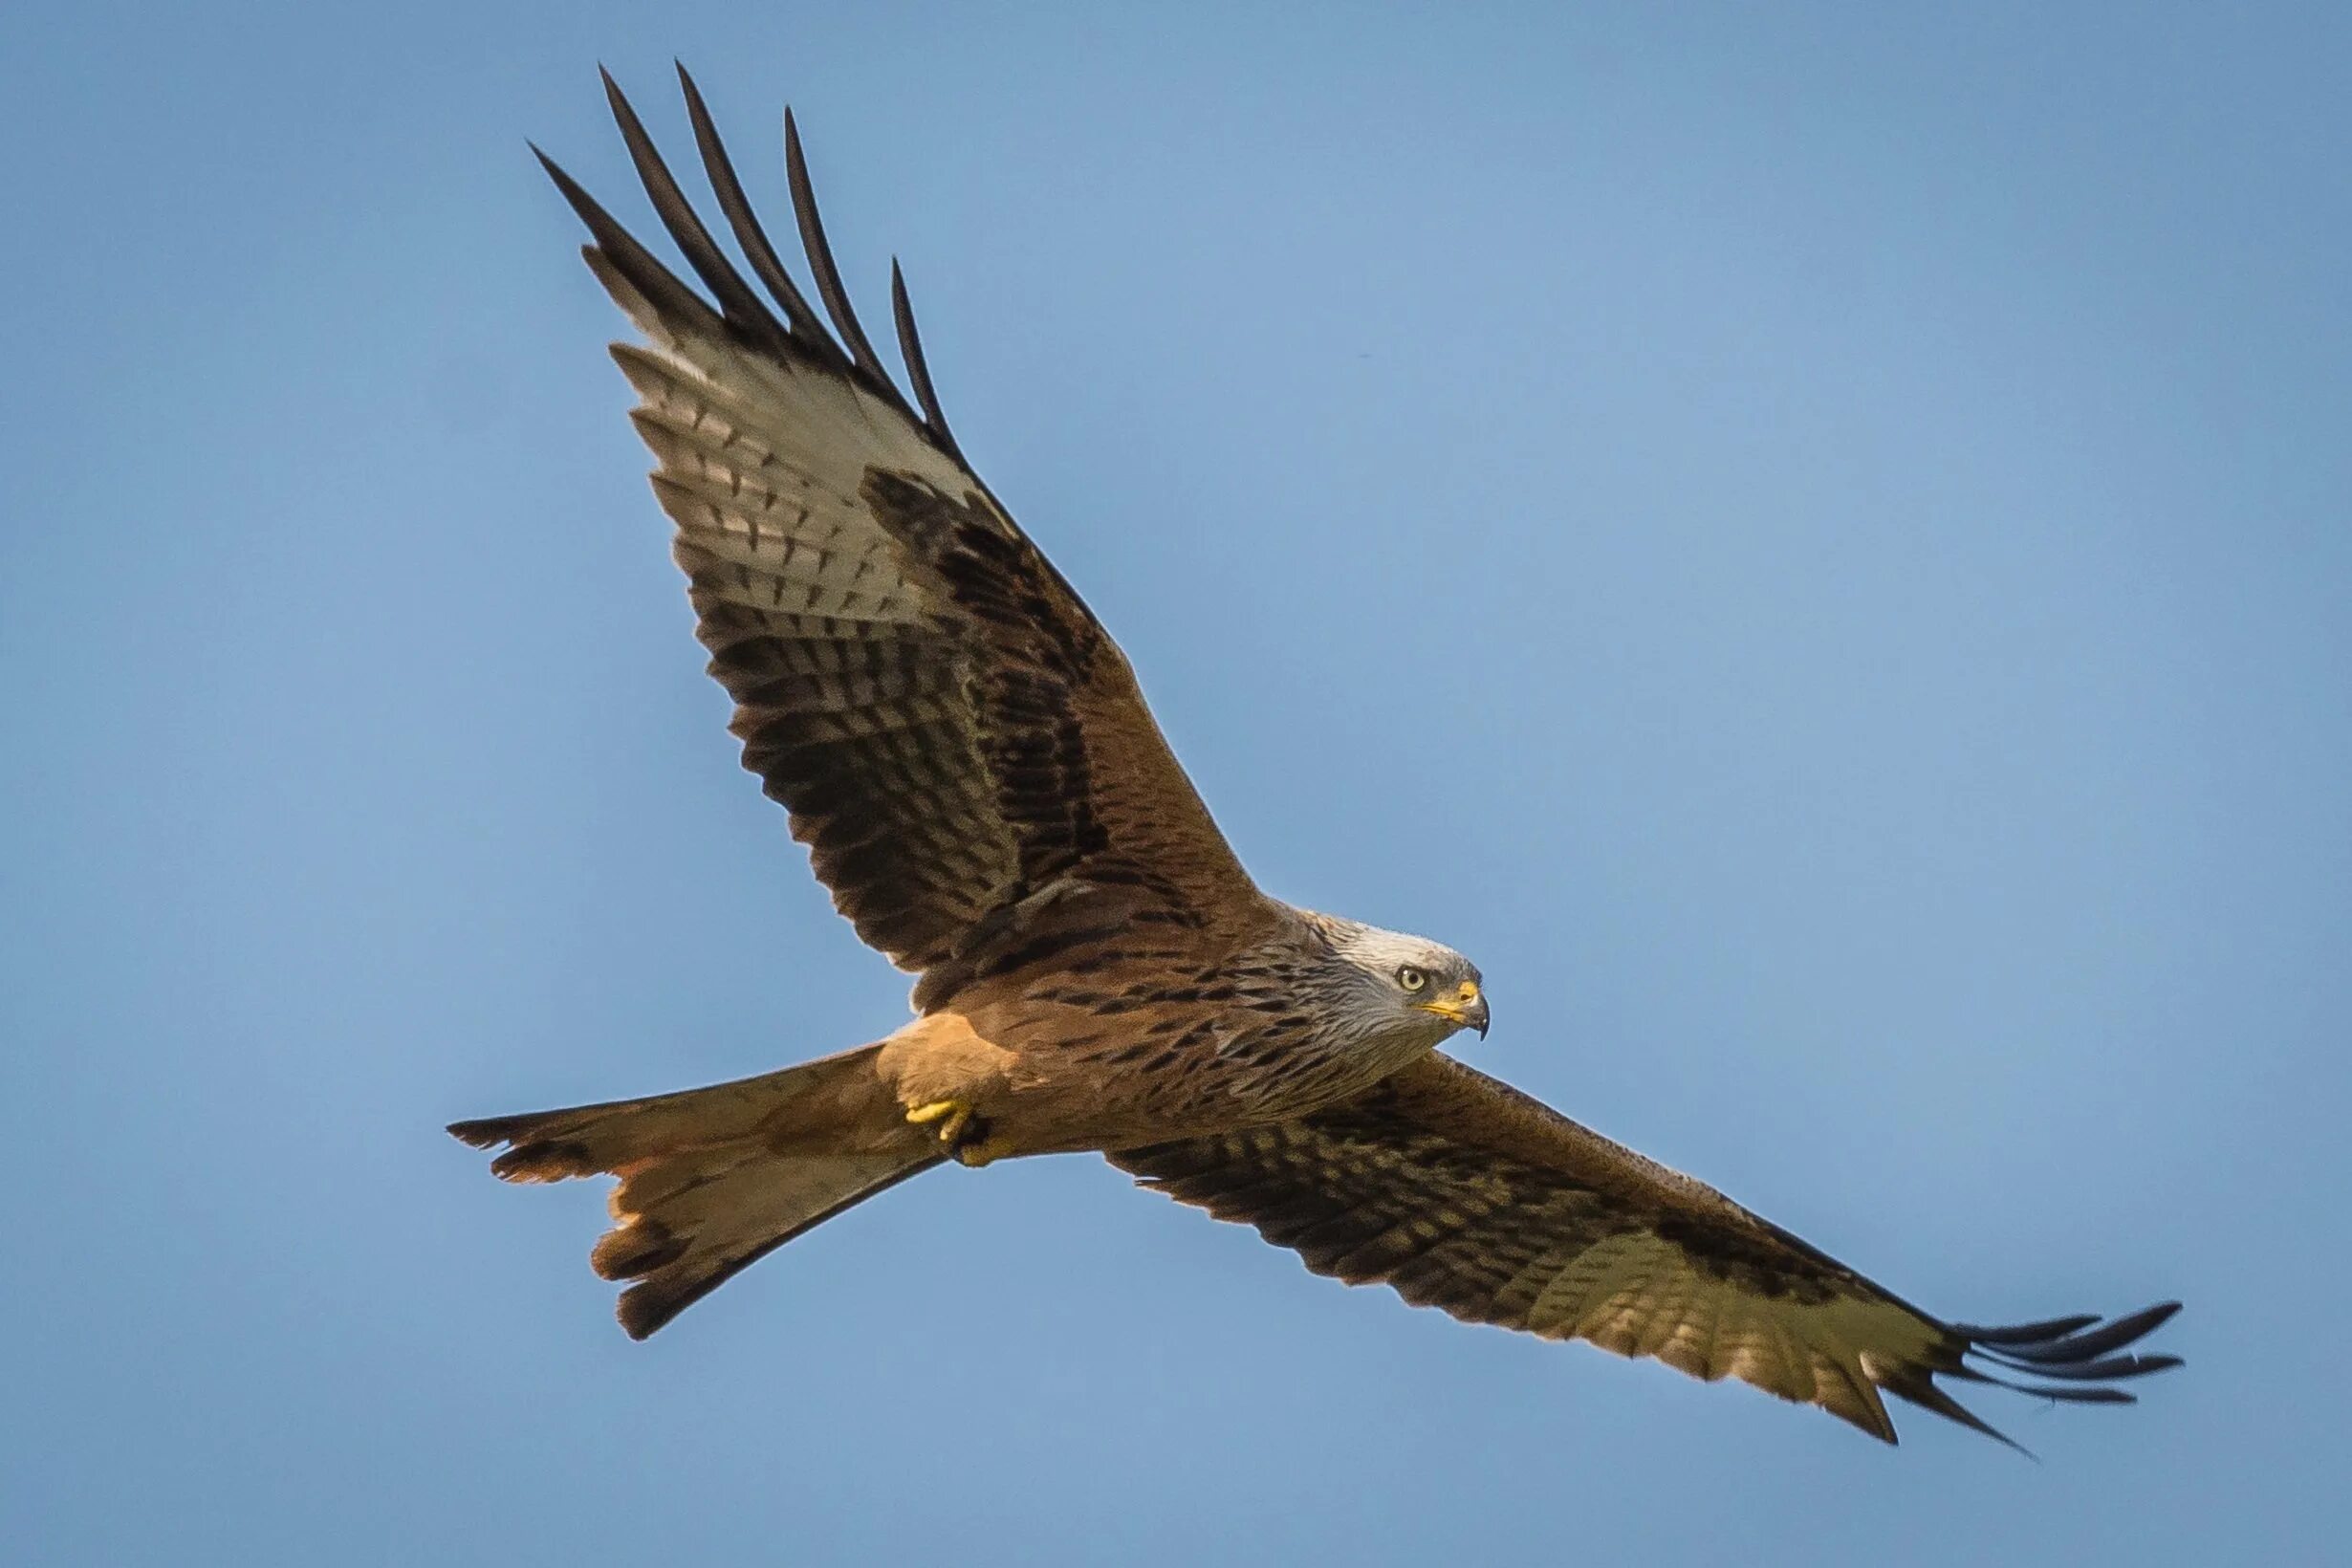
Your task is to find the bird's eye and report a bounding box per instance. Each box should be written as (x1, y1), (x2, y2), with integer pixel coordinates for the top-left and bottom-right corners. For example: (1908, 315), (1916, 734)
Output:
(1396, 966), (1427, 992)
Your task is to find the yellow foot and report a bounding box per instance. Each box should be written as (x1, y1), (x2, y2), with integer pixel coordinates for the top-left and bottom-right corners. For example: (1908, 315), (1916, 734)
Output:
(904, 1099), (974, 1143)
(904, 1100), (1010, 1168)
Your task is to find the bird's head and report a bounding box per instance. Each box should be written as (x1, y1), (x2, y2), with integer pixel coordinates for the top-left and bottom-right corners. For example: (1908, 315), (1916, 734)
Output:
(1323, 920), (1489, 1042)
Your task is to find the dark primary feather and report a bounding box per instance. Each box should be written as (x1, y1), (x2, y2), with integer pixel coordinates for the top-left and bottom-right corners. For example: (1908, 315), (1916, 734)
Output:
(535, 144), (726, 341)
(1112, 1054), (2182, 1447)
(673, 64), (842, 362)
(1954, 1312), (2103, 1346)
(1960, 1299), (2181, 1363)
(782, 106), (900, 401)
(601, 67), (794, 357)
(538, 70), (1265, 979)
(890, 258), (963, 460)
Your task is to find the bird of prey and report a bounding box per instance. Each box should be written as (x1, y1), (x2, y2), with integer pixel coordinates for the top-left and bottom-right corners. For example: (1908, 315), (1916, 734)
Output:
(451, 69), (2181, 1448)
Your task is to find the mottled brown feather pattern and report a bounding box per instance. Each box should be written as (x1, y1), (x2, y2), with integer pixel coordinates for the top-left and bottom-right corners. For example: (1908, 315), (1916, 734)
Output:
(1113, 1055), (2179, 1445)
(544, 97), (1263, 984)
(455, 76), (2182, 1437)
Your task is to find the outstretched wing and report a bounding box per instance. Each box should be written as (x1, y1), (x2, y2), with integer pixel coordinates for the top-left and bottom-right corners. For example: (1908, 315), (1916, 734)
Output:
(1112, 1055), (2180, 1446)
(543, 70), (1265, 980)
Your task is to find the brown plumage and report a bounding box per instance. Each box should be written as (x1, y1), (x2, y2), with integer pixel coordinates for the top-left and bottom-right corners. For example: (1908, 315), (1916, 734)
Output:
(450, 69), (2180, 1445)
(1112, 1056), (2180, 1448)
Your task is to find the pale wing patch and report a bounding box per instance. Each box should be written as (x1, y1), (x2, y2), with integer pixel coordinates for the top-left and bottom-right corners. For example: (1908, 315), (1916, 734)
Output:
(593, 249), (978, 506)
(611, 345), (947, 628)
(1512, 1227), (1938, 1437)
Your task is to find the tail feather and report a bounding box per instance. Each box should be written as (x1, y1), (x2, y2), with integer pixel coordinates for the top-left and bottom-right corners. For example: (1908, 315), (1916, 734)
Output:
(605, 1147), (939, 1338)
(450, 1045), (940, 1338)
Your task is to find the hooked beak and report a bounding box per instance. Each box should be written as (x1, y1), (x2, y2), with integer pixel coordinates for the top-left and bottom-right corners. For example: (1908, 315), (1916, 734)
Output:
(1414, 981), (1490, 1039)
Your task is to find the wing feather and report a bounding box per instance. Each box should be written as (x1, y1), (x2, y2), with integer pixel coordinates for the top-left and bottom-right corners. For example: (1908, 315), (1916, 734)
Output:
(541, 71), (1267, 978)
(673, 64), (839, 359)
(1112, 1055), (2181, 1447)
(781, 107), (901, 400)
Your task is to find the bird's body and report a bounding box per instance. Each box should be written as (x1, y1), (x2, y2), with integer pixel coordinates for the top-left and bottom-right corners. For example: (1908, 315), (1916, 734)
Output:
(891, 904), (1474, 1156)
(453, 69), (2179, 1447)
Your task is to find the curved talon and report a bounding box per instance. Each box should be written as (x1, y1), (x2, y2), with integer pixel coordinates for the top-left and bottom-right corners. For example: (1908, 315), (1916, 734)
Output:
(905, 1099), (1010, 1167)
(905, 1099), (974, 1145)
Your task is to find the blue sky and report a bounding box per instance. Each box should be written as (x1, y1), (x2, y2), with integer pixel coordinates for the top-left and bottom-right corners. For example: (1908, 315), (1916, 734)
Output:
(6, 4), (2347, 1562)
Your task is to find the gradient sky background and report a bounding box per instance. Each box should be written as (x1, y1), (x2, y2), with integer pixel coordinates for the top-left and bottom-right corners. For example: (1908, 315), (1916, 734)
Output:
(6, 4), (2348, 1563)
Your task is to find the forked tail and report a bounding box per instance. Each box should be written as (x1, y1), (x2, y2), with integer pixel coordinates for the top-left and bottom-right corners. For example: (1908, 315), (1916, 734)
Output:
(449, 1044), (941, 1338)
